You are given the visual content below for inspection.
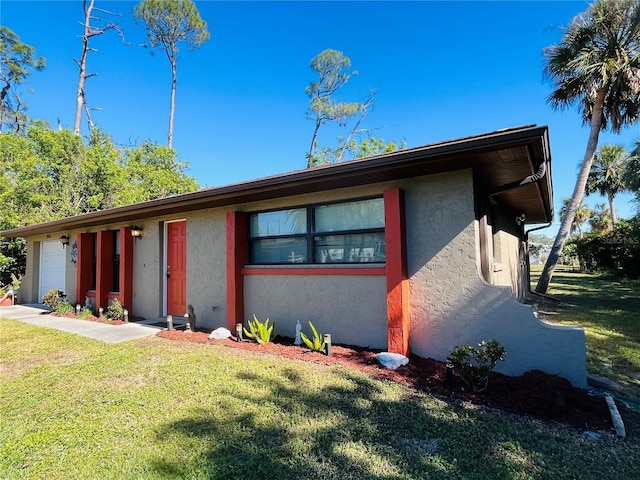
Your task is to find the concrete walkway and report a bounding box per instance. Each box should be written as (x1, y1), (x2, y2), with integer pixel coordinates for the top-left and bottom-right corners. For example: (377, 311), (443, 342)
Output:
(0, 304), (161, 343)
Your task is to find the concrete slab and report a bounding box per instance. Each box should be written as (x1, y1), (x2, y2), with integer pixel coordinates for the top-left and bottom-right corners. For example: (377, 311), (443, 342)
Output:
(0, 304), (160, 343)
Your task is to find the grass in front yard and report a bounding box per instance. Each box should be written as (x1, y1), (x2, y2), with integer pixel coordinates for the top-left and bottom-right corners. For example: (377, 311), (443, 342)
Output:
(530, 266), (640, 400)
(1, 320), (639, 479)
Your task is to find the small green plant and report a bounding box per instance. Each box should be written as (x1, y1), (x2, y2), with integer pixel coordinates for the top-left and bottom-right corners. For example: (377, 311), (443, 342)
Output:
(300, 321), (326, 353)
(55, 301), (75, 316)
(446, 339), (506, 393)
(42, 288), (64, 309)
(0, 288), (5, 297)
(78, 307), (94, 319)
(107, 299), (124, 321)
(243, 315), (278, 344)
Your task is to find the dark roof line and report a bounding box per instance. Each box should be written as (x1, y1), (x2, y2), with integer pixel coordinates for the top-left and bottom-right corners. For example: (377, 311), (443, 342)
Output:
(1, 124), (551, 238)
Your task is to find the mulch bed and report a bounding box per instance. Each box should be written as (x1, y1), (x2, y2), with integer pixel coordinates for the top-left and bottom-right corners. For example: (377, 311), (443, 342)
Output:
(45, 311), (125, 325)
(157, 330), (617, 433)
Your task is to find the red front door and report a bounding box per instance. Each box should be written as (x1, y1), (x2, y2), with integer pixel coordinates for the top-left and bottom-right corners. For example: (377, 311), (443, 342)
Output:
(166, 221), (187, 316)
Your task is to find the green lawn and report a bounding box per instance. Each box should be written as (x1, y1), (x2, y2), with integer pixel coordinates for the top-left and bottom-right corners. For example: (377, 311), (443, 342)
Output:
(1, 320), (639, 479)
(531, 266), (640, 401)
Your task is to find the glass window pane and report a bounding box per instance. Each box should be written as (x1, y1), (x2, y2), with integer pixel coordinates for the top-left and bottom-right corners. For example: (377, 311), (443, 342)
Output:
(250, 209), (307, 237)
(251, 237), (307, 264)
(314, 232), (386, 263)
(314, 198), (384, 233)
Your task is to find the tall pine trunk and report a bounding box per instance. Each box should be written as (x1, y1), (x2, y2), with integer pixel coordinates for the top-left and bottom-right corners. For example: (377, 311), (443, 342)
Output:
(74, 0), (94, 135)
(535, 88), (606, 294)
(168, 57), (176, 149)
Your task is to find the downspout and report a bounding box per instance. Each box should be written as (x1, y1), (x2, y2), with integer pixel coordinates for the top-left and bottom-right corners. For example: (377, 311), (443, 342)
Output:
(488, 160), (547, 198)
(486, 159), (552, 298)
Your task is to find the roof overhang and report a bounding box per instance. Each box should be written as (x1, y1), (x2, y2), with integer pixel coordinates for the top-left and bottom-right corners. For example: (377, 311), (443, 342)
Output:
(1, 124), (553, 238)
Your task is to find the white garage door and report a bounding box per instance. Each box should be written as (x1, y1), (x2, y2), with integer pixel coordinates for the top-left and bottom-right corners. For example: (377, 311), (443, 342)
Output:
(39, 241), (66, 301)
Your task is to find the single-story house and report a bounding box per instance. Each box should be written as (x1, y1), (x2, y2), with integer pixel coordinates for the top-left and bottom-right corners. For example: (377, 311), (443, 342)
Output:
(1, 125), (587, 386)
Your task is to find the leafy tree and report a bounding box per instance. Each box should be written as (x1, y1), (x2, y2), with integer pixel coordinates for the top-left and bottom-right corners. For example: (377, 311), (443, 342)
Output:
(74, 0), (123, 134)
(306, 49), (367, 167)
(560, 198), (592, 239)
(536, 0), (640, 294)
(121, 140), (199, 203)
(133, 0), (209, 148)
(310, 135), (406, 166)
(0, 126), (199, 284)
(0, 26), (45, 133)
(585, 144), (628, 227)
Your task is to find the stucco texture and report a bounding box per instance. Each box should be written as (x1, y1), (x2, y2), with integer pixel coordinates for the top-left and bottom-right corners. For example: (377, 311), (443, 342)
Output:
(245, 273), (387, 349)
(404, 171), (586, 387)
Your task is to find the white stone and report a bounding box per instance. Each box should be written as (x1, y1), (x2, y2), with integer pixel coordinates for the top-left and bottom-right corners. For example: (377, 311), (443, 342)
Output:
(376, 352), (409, 370)
(208, 327), (232, 340)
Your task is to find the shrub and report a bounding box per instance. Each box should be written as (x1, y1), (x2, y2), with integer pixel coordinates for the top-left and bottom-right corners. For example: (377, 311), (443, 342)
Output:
(243, 315), (278, 344)
(569, 218), (640, 278)
(446, 339), (506, 393)
(300, 321), (326, 353)
(42, 288), (64, 309)
(55, 301), (75, 316)
(107, 298), (124, 320)
(78, 307), (94, 319)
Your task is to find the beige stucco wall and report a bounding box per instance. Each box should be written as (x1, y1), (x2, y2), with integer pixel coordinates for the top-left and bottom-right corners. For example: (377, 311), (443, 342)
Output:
(245, 273), (387, 348)
(131, 219), (163, 320)
(403, 171), (586, 387)
(184, 210), (228, 329)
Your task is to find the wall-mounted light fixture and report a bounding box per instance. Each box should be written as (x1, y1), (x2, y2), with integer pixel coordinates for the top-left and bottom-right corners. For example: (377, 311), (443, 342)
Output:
(515, 213), (526, 226)
(130, 226), (143, 239)
(59, 235), (70, 246)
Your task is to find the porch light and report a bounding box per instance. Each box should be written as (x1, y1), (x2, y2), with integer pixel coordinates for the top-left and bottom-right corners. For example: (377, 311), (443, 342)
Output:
(59, 235), (70, 246)
(130, 226), (143, 239)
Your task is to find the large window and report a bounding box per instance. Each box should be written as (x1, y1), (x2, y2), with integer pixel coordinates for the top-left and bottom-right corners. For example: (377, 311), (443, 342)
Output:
(249, 198), (385, 264)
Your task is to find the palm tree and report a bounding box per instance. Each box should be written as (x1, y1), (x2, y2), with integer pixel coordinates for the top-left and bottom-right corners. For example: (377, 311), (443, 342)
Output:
(536, 0), (640, 294)
(585, 144), (628, 227)
(588, 203), (614, 233)
(625, 137), (640, 193)
(560, 198), (592, 239)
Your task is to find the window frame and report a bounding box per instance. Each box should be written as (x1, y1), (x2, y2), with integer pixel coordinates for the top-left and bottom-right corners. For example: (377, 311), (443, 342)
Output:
(248, 196), (385, 265)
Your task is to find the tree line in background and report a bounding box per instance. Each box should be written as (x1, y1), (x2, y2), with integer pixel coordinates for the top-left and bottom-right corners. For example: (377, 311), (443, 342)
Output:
(0, 127), (199, 285)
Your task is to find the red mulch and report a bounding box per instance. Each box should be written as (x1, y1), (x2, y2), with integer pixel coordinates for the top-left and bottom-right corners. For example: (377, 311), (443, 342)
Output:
(46, 312), (125, 325)
(157, 330), (615, 432)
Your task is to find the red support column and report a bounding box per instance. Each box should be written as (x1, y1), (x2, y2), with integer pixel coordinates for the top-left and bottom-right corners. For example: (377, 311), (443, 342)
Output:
(75, 233), (93, 305)
(226, 211), (247, 332)
(384, 188), (411, 356)
(119, 227), (134, 313)
(95, 230), (114, 312)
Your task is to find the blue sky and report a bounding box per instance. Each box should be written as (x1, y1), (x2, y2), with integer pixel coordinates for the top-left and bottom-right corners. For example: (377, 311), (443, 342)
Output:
(2, 0), (639, 238)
